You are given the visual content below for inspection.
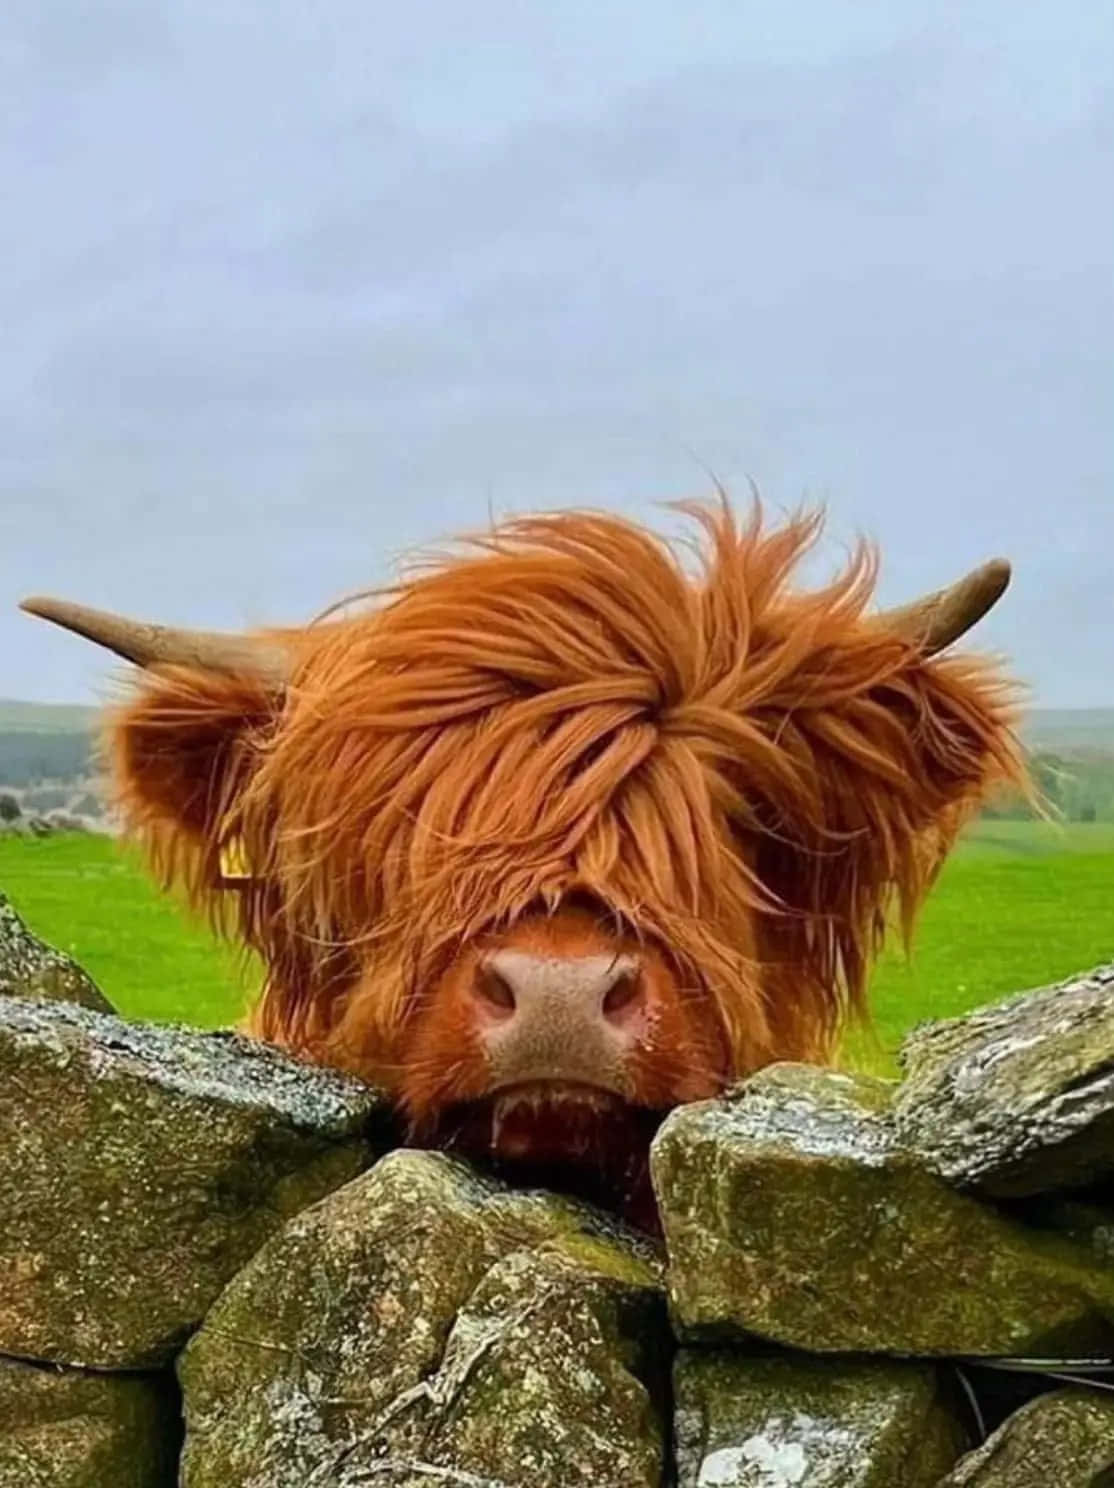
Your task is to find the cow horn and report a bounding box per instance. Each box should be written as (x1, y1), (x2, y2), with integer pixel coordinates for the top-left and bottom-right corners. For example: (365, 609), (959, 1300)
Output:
(19, 596), (290, 687)
(875, 558), (1011, 655)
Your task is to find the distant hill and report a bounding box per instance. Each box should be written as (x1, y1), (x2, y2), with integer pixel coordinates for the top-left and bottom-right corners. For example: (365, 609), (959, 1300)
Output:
(0, 699), (100, 734)
(5, 698), (1114, 751)
(0, 700), (102, 787)
(1023, 708), (1114, 757)
(1, 698), (1113, 796)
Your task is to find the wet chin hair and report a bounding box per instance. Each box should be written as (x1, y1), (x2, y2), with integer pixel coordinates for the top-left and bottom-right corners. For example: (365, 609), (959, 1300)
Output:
(413, 1086), (667, 1226)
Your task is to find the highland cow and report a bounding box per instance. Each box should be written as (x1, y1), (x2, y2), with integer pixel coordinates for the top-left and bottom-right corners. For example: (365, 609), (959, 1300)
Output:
(21, 503), (1027, 1224)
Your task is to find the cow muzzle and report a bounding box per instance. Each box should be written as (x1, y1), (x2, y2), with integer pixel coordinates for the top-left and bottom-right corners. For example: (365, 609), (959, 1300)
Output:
(471, 948), (647, 1097)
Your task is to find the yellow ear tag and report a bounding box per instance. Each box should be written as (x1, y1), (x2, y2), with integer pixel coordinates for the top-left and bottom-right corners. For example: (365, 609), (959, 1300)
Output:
(217, 821), (253, 883)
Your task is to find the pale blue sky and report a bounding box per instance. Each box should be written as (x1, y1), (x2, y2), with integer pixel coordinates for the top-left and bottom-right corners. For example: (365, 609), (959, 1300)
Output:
(3, 1), (1111, 706)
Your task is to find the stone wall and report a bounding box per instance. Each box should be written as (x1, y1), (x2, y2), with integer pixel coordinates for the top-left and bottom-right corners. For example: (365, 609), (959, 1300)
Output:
(0, 782), (114, 838)
(1, 889), (1112, 1486)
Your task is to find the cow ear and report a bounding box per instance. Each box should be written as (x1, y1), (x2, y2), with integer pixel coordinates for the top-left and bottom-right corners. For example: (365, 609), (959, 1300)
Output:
(103, 666), (282, 894)
(749, 645), (1029, 1059)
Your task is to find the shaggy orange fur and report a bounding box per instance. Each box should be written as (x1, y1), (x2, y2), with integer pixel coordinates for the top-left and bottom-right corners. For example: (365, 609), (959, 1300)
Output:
(104, 500), (1028, 1157)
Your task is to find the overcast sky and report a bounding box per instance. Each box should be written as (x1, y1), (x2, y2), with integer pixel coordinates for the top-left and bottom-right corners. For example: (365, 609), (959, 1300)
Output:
(3, 1), (1110, 708)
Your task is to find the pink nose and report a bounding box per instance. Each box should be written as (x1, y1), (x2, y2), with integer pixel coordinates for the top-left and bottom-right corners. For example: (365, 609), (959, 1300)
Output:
(471, 950), (647, 1090)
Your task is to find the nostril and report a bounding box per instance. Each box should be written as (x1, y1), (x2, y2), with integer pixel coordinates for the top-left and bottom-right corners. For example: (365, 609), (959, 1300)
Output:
(601, 969), (644, 1026)
(473, 963), (517, 1022)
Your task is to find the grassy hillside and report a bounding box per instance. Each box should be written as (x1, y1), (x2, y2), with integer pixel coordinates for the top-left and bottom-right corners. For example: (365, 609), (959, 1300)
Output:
(2, 821), (1112, 1073)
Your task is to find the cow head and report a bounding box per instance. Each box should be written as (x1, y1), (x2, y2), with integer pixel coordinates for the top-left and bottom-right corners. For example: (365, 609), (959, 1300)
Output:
(22, 503), (1027, 1222)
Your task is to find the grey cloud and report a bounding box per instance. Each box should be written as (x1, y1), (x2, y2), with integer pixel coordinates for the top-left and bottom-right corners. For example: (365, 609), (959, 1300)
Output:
(2, 5), (1111, 707)
(8, 1), (176, 78)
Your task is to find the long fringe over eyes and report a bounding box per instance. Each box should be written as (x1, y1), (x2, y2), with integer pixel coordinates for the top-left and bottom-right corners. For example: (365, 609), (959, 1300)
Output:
(105, 501), (1030, 1079)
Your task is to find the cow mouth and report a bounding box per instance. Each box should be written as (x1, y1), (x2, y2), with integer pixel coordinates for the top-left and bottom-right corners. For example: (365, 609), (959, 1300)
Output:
(438, 1079), (637, 1159)
(419, 1080), (666, 1228)
(490, 1079), (628, 1122)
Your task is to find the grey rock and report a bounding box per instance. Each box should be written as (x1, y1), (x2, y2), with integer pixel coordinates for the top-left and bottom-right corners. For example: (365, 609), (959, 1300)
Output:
(673, 1350), (967, 1487)
(179, 1149), (668, 1488)
(70, 792), (105, 818)
(895, 965), (1114, 1198)
(45, 810), (90, 833)
(0, 998), (388, 1368)
(0, 1353), (179, 1488)
(23, 787), (68, 812)
(652, 1064), (1114, 1356)
(937, 1386), (1114, 1485)
(0, 890), (112, 1011)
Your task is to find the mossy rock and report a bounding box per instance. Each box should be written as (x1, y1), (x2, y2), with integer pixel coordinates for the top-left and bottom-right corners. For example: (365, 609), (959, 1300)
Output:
(179, 1149), (669, 1488)
(0, 1354), (180, 1487)
(0, 998), (389, 1368)
(673, 1350), (968, 1487)
(0, 891), (112, 1012)
(652, 1064), (1114, 1356)
(895, 964), (1114, 1198)
(938, 1386), (1114, 1485)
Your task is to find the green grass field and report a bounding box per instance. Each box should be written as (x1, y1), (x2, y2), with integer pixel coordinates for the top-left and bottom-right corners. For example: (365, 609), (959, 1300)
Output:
(843, 818), (1114, 1070)
(2, 822), (1112, 1073)
(0, 834), (259, 1029)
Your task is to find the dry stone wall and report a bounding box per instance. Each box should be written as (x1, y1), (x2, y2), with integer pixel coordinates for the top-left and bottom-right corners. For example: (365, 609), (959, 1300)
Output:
(1, 887), (1112, 1487)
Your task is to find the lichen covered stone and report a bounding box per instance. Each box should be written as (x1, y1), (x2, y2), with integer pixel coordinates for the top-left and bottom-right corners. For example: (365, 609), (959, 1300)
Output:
(938, 1386), (1114, 1485)
(0, 891), (112, 1012)
(673, 1350), (967, 1487)
(0, 998), (388, 1368)
(652, 1063), (1114, 1356)
(894, 964), (1114, 1198)
(179, 1149), (669, 1488)
(0, 1353), (179, 1487)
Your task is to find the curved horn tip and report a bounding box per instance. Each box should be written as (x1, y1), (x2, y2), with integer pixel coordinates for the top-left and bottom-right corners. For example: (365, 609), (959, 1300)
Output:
(20, 596), (61, 617)
(962, 557), (1012, 617)
(876, 554), (1015, 656)
(19, 595), (118, 623)
(19, 596), (107, 631)
(979, 557), (1012, 593)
